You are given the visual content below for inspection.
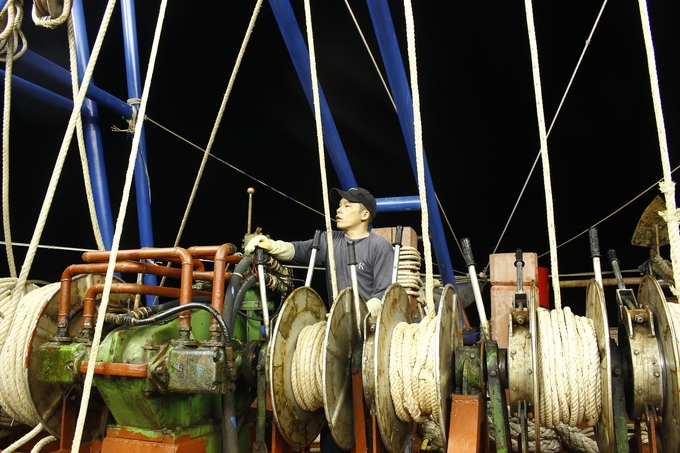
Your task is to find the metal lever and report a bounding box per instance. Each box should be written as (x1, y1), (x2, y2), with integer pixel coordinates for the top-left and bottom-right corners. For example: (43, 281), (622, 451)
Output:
(609, 249), (638, 310)
(255, 248), (270, 338)
(391, 225), (404, 284)
(347, 240), (363, 338)
(513, 249), (528, 311)
(305, 230), (322, 287)
(589, 228), (603, 286)
(461, 238), (490, 341)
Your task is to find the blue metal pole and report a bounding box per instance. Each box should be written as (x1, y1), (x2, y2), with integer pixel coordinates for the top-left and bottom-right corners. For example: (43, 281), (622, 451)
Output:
(120, 0), (157, 299)
(0, 70), (84, 113)
(70, 0), (115, 250)
(376, 196), (421, 212)
(17, 51), (134, 119)
(365, 0), (456, 287)
(268, 0), (357, 190)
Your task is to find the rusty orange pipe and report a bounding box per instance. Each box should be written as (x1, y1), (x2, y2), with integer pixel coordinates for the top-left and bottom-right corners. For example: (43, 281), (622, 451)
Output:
(82, 249), (207, 272)
(81, 248), (195, 338)
(58, 260), (225, 329)
(80, 283), (212, 331)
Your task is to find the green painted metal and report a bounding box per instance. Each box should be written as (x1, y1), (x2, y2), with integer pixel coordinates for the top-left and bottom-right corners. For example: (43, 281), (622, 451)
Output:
(486, 340), (511, 453)
(37, 341), (86, 384)
(233, 288), (272, 342)
(454, 345), (483, 395)
(94, 310), (222, 430)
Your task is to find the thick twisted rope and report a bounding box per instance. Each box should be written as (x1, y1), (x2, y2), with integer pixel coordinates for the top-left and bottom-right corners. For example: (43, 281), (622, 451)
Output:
(71, 1), (168, 451)
(1, 0), (28, 278)
(389, 313), (438, 424)
(291, 321), (326, 412)
(636, 0), (680, 298)
(403, 0), (433, 314)
(67, 16), (105, 251)
(31, 0), (71, 28)
(171, 0), (263, 249)
(523, 0), (562, 310)
(302, 0), (337, 300)
(537, 307), (600, 429)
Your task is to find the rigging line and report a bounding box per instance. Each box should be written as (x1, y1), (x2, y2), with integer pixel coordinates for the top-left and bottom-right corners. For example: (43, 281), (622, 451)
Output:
(483, 0), (609, 275)
(171, 0), (264, 249)
(537, 164), (680, 260)
(342, 0), (396, 111)
(0, 241), (95, 253)
(144, 116), (325, 218)
(434, 192), (467, 275)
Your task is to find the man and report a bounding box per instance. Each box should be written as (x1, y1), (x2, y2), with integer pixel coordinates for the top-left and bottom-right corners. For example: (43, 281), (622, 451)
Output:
(246, 187), (394, 452)
(244, 186), (394, 314)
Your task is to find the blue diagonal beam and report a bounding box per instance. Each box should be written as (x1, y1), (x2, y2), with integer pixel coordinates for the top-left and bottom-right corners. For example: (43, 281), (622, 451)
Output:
(366, 0), (456, 287)
(268, 0), (357, 190)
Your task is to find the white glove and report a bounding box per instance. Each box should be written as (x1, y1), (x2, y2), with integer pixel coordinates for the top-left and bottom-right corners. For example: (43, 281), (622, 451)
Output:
(366, 297), (383, 318)
(244, 235), (295, 261)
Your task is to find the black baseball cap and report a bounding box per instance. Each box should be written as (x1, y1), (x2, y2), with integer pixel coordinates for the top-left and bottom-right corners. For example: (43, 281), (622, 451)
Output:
(331, 187), (377, 220)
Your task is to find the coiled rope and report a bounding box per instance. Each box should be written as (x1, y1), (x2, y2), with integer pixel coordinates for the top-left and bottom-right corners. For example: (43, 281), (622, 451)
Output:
(389, 313), (438, 424)
(291, 321), (326, 412)
(397, 246), (441, 307)
(31, 0), (70, 28)
(521, 0), (603, 437)
(0, 281), (54, 427)
(536, 307), (601, 429)
(384, 0), (442, 428)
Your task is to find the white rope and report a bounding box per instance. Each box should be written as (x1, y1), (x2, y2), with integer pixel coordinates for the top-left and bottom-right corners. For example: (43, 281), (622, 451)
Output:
(536, 307), (600, 429)
(302, 0), (337, 300)
(341, 0), (396, 112)
(389, 314), (438, 423)
(403, 0), (433, 314)
(0, 283), (55, 426)
(291, 321), (326, 412)
(67, 16), (105, 251)
(489, 0), (608, 263)
(30, 434), (56, 453)
(383, 0), (443, 429)
(397, 246), (441, 307)
(0, 0), (28, 279)
(2, 28), (17, 278)
(636, 0), (680, 298)
(31, 0), (71, 28)
(523, 0), (562, 310)
(0, 0), (117, 362)
(70, 0), (168, 451)
(2, 424), (43, 453)
(171, 0), (263, 248)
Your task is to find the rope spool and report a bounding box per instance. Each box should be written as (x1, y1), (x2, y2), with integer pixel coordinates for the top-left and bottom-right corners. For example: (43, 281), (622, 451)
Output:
(0, 281), (57, 428)
(291, 321), (326, 412)
(536, 307), (601, 429)
(389, 314), (438, 423)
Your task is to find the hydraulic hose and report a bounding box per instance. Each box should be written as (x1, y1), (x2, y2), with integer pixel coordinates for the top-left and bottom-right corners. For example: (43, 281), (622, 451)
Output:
(223, 255), (253, 331)
(104, 302), (231, 342)
(229, 274), (258, 333)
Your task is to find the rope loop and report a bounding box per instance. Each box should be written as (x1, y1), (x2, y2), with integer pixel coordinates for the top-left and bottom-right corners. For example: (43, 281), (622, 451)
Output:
(0, 0), (27, 62)
(32, 0), (71, 29)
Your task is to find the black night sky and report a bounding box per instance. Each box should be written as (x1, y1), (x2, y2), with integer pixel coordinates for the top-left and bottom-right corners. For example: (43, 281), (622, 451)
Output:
(3, 0), (679, 314)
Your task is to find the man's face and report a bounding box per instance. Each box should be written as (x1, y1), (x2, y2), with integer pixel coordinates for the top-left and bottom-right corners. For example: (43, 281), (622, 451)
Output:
(336, 198), (369, 230)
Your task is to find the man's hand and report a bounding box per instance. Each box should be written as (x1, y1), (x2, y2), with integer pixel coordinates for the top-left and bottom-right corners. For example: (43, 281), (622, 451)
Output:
(244, 235), (295, 261)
